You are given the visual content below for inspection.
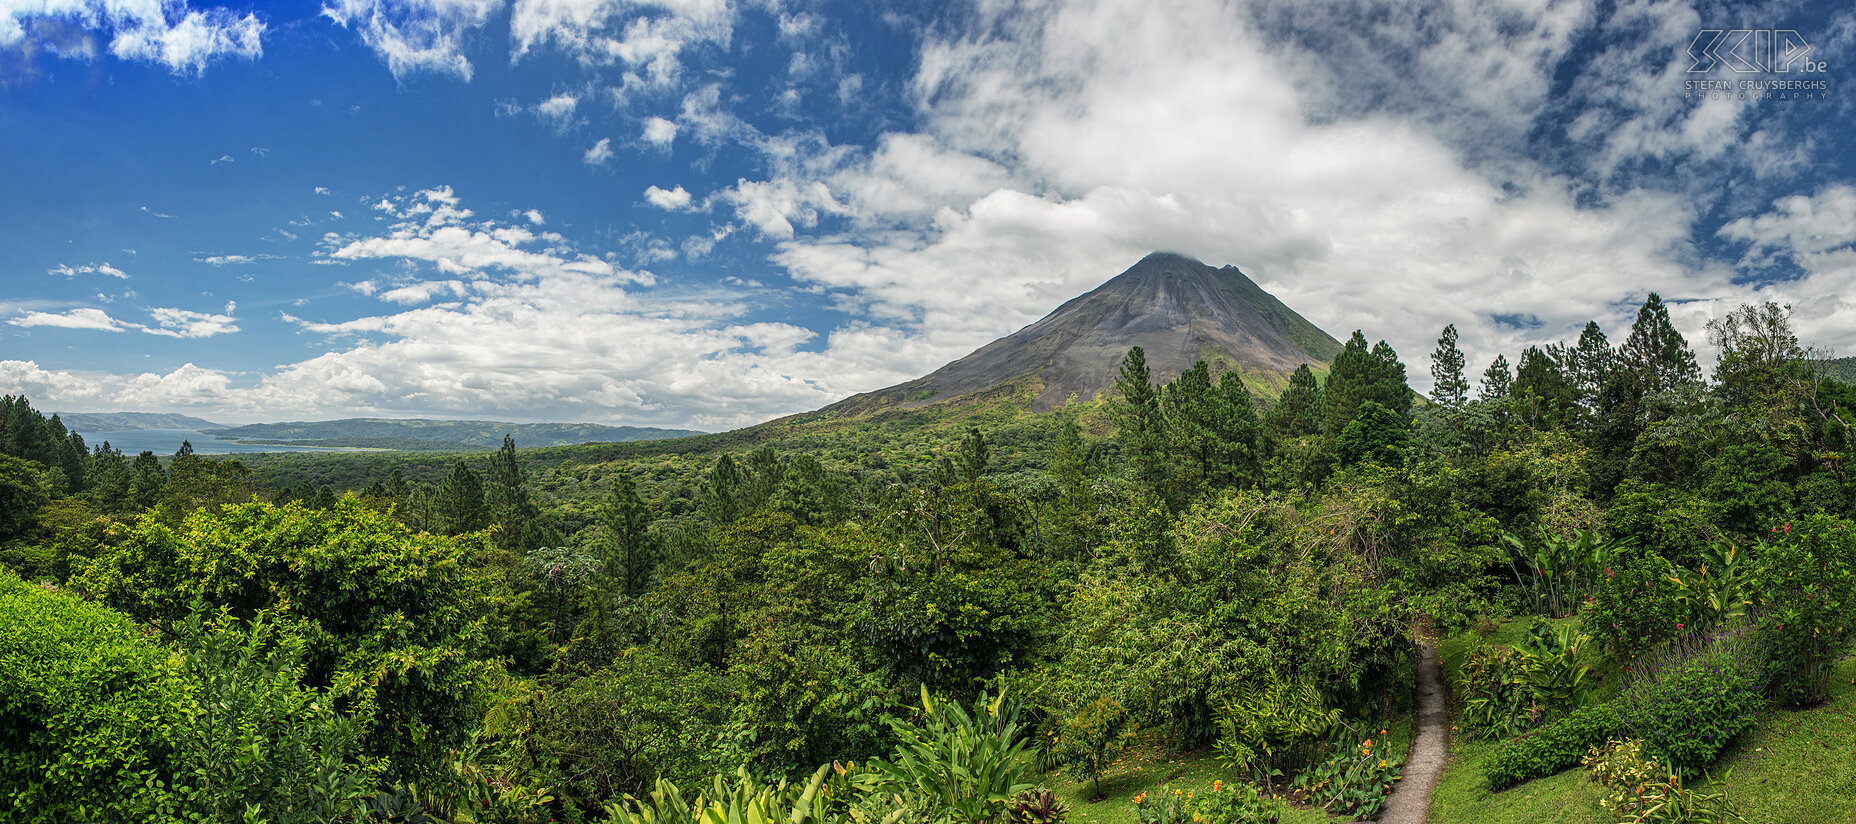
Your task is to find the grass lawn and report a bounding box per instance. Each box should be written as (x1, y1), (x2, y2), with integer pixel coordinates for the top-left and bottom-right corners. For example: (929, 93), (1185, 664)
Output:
(1716, 656), (1856, 824)
(1038, 713), (1416, 824)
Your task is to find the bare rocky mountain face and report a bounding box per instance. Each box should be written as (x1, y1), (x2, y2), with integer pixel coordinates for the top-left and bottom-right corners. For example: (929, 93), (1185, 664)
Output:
(824, 252), (1343, 415)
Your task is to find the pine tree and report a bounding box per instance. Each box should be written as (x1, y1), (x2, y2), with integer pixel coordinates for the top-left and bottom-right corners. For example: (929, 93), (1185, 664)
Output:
(1323, 331), (1376, 434)
(1569, 321), (1613, 406)
(1619, 293), (1701, 394)
(1512, 345), (1578, 429)
(485, 435), (540, 551)
(1110, 346), (1167, 493)
(435, 460), (486, 535)
(1269, 364), (1323, 438)
(599, 472), (659, 598)
(1480, 354), (1513, 400)
(1430, 324), (1469, 407)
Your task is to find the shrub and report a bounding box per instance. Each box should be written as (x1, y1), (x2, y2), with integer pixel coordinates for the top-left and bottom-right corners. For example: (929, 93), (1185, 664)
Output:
(1006, 788), (1069, 824)
(1585, 550), (1687, 655)
(1288, 725), (1402, 819)
(1617, 625), (1767, 772)
(1584, 740), (1747, 824)
(1133, 782), (1283, 824)
(1484, 703), (1623, 790)
(1750, 515), (1856, 707)
(0, 569), (184, 822)
(1451, 620), (1592, 740)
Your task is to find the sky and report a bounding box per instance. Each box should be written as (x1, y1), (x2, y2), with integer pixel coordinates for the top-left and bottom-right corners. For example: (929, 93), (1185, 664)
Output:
(1, 0), (1853, 430)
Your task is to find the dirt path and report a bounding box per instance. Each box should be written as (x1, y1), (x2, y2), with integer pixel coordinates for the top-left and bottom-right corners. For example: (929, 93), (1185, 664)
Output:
(1364, 631), (1448, 824)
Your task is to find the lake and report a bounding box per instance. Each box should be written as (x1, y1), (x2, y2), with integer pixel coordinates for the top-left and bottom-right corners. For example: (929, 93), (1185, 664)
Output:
(72, 428), (360, 456)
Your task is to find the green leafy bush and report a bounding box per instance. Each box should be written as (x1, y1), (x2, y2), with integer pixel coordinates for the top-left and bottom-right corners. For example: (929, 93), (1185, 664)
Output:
(1484, 703), (1623, 790)
(1006, 788), (1069, 824)
(869, 688), (1035, 824)
(0, 568), (184, 822)
(1584, 739), (1748, 824)
(1585, 550), (1687, 655)
(1617, 625), (1767, 772)
(1750, 515), (1856, 707)
(1288, 726), (1402, 819)
(1451, 620), (1591, 740)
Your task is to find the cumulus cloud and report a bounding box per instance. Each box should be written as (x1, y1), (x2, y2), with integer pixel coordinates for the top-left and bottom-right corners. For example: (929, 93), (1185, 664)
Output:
(583, 136), (613, 164)
(535, 92), (579, 129)
(195, 254), (253, 265)
(321, 0), (499, 81)
(642, 184), (693, 211)
(0, 0), (264, 74)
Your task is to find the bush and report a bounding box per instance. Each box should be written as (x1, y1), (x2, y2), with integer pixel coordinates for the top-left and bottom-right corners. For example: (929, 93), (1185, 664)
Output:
(0, 569), (184, 822)
(1617, 625), (1767, 772)
(1484, 703), (1623, 790)
(1750, 515), (1856, 707)
(1583, 739), (1747, 824)
(1585, 550), (1686, 655)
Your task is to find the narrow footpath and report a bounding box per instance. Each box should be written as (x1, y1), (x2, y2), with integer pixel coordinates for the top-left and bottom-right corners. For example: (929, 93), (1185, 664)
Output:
(1364, 631), (1448, 824)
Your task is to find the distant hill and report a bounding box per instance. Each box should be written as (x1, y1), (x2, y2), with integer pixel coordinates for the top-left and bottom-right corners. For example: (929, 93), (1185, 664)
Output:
(55, 411), (225, 431)
(204, 418), (702, 451)
(1816, 357), (1856, 384)
(822, 251), (1342, 416)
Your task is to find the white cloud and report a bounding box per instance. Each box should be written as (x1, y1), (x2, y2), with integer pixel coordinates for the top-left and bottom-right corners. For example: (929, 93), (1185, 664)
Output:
(211, 153), (234, 165)
(509, 0), (736, 86)
(535, 92), (579, 129)
(195, 254), (253, 265)
(0, 0), (264, 74)
(643, 184), (693, 211)
(144, 304), (239, 338)
(314, 186), (332, 195)
(642, 115), (679, 146)
(523, 208), (545, 224)
(720, 178), (844, 239)
(9, 308), (132, 332)
(49, 262), (130, 279)
(583, 136), (613, 164)
(320, 0), (499, 81)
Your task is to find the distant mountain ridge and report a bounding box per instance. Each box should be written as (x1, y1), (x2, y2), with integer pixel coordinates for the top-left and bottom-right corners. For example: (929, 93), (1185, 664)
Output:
(823, 252), (1342, 415)
(56, 412), (226, 431)
(206, 418), (701, 450)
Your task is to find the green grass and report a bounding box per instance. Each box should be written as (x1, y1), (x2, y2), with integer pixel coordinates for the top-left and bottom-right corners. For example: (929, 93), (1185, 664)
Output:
(1036, 714), (1417, 824)
(1716, 656), (1856, 824)
(1429, 736), (1610, 824)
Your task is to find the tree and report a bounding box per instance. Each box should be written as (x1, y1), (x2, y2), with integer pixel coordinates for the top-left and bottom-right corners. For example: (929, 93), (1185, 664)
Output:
(1110, 346), (1167, 493)
(1269, 364), (1324, 438)
(1619, 292), (1701, 394)
(485, 435), (542, 551)
(1569, 321), (1614, 406)
(1480, 354), (1513, 400)
(1430, 324), (1469, 407)
(1162, 363), (1265, 494)
(957, 426), (990, 482)
(1337, 400), (1411, 467)
(1325, 332), (1410, 433)
(1708, 301), (1806, 410)
(1511, 345), (1578, 429)
(435, 460), (486, 534)
(600, 472), (660, 599)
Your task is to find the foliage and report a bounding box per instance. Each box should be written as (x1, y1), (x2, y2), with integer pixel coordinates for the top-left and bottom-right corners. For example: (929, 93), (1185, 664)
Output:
(1499, 530), (1621, 618)
(1584, 550), (1686, 656)
(1583, 738), (1747, 824)
(1336, 400), (1408, 468)
(1132, 781), (1284, 824)
(71, 498), (507, 782)
(170, 608), (381, 823)
(0, 568), (184, 822)
(1615, 624), (1767, 773)
(1287, 725), (1403, 819)
(1748, 514), (1856, 707)
(1484, 703), (1624, 790)
(869, 688), (1037, 824)
(1213, 675), (1337, 780)
(1006, 788), (1069, 824)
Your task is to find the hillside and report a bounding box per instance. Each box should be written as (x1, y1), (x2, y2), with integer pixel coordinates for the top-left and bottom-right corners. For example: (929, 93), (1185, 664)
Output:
(1816, 356), (1856, 384)
(822, 251), (1342, 416)
(205, 418), (702, 451)
(54, 412), (225, 431)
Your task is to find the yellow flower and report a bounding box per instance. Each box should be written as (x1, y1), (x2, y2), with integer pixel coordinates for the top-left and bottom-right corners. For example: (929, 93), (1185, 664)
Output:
(1213, 780), (1222, 792)
(1380, 759), (1387, 768)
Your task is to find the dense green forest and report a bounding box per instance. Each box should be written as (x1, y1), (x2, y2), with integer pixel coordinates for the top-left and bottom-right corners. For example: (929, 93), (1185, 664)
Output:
(2, 295), (1854, 824)
(204, 418), (705, 452)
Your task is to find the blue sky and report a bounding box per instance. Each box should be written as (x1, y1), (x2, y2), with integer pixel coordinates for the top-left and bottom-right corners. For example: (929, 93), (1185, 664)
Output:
(2, 0), (1853, 429)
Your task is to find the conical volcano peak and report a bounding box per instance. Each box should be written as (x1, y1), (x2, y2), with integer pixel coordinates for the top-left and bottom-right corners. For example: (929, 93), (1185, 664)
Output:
(823, 252), (1342, 415)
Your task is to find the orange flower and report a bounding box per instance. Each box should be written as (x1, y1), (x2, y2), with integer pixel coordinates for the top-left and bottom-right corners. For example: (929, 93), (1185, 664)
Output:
(1213, 780), (1222, 792)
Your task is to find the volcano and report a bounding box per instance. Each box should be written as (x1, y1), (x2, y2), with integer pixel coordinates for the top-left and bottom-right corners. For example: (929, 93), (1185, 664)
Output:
(824, 252), (1343, 415)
